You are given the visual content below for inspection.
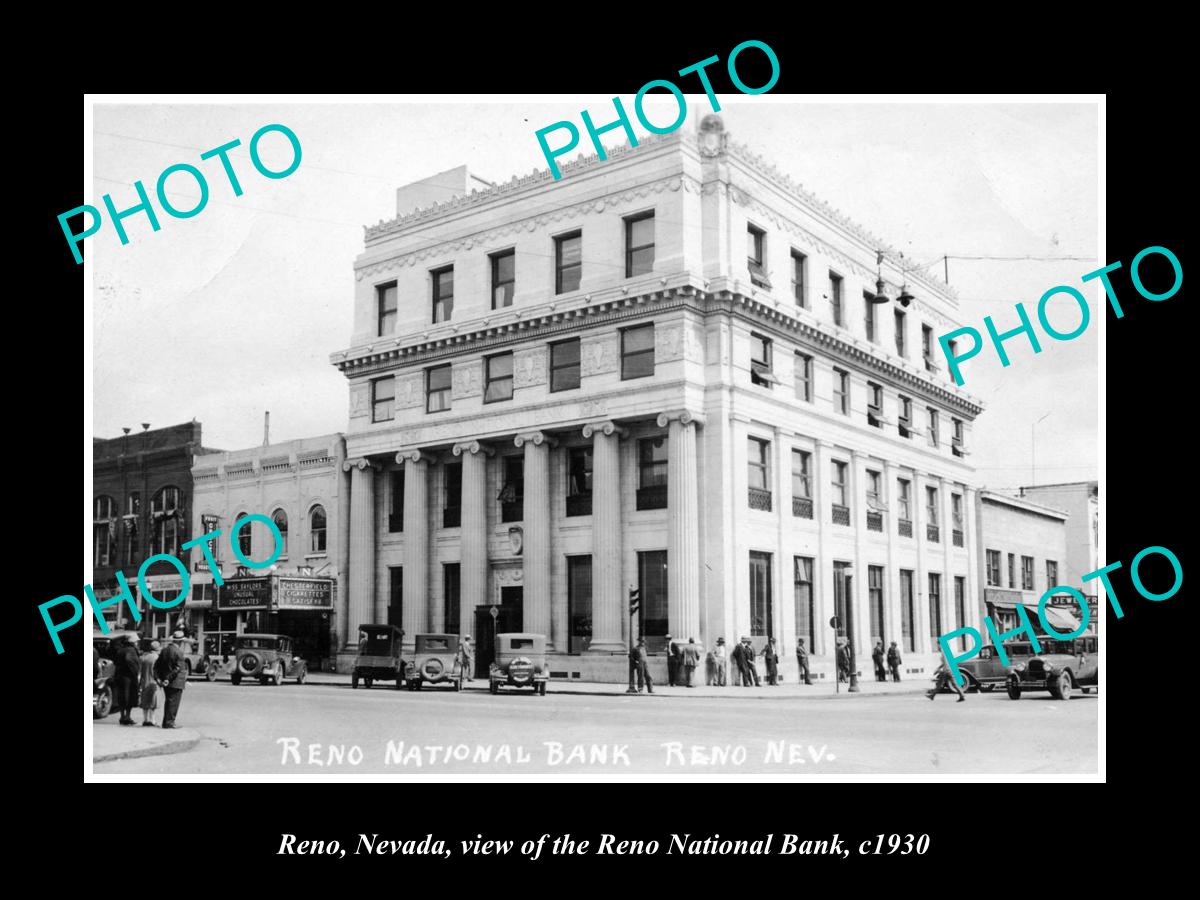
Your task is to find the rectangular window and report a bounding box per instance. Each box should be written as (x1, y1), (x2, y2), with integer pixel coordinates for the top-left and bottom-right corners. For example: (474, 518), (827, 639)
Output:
(927, 407), (940, 447)
(867, 381), (883, 427)
(987, 549), (1001, 586)
(124, 493), (141, 565)
(833, 367), (850, 415)
(926, 486), (939, 525)
(866, 469), (882, 508)
(388, 566), (403, 629)
(952, 418), (964, 457)
(791, 449), (811, 499)
(443, 563), (461, 635)
(829, 271), (843, 325)
(952, 493), (964, 546)
(566, 446), (593, 517)
(625, 212), (655, 277)
(621, 323), (655, 380)
(748, 437), (771, 511)
(794, 556), (815, 648)
(923, 324), (938, 372)
(432, 265), (454, 323)
(794, 352), (812, 402)
(900, 569), (915, 653)
(749, 551), (773, 637)
(894, 309), (907, 357)
(1007, 553), (1016, 588)
(491, 249), (515, 309)
(833, 561), (851, 641)
(750, 333), (775, 387)
(869, 565), (885, 647)
(637, 437), (668, 510)
(832, 460), (849, 525)
(426, 364), (451, 413)
(637, 550), (669, 652)
(388, 469), (404, 533)
(791, 249), (807, 307)
(1022, 555), (1035, 591)
(567, 555), (593, 654)
(555, 231), (582, 294)
(897, 478), (911, 520)
(443, 462), (462, 528)
(371, 376), (395, 423)
(500, 456), (524, 523)
(898, 395), (913, 438)
(954, 576), (967, 651)
(484, 352), (514, 403)
(377, 281), (397, 336)
(1046, 559), (1059, 589)
(550, 338), (581, 392)
(928, 573), (943, 643)
(864, 293), (877, 342)
(747, 225), (769, 287)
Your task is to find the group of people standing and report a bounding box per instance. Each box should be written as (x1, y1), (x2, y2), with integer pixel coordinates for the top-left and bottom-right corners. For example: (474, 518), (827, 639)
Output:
(105, 632), (189, 728)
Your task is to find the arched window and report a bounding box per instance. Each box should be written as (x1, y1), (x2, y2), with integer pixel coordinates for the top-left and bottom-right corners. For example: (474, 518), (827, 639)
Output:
(272, 509), (289, 557)
(310, 505), (327, 554)
(93, 496), (117, 566)
(123, 493), (141, 565)
(234, 511), (252, 559)
(150, 486), (182, 557)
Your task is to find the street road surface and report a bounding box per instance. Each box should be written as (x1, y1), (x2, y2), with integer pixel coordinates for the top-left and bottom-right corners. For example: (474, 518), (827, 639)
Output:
(94, 681), (1098, 775)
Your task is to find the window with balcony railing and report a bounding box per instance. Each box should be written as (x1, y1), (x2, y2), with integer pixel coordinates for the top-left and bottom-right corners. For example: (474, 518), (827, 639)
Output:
(899, 519), (913, 538)
(748, 487), (773, 511)
(927, 523), (940, 542)
(953, 529), (964, 547)
(792, 496), (813, 519)
(867, 511), (884, 532)
(832, 505), (850, 526)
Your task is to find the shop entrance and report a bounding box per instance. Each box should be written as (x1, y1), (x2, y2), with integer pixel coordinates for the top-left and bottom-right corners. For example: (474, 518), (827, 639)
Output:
(278, 611), (331, 670)
(474, 587), (523, 678)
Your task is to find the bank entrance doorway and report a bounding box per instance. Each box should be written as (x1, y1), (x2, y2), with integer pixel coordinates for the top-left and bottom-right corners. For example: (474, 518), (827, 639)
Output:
(474, 586), (523, 678)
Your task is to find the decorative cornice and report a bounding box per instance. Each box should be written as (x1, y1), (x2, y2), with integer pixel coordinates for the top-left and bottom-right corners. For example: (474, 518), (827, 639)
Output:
(581, 420), (627, 440)
(514, 431), (558, 449)
(451, 440), (495, 457)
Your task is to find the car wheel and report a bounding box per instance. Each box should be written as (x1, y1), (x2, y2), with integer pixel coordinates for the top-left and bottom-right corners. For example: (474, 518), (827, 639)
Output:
(296, 665), (306, 685)
(352, 673), (359, 689)
(93, 685), (113, 719)
(231, 674), (242, 686)
(1006, 676), (1021, 700)
(1052, 670), (1072, 701)
(273, 664), (284, 687)
(205, 662), (218, 682)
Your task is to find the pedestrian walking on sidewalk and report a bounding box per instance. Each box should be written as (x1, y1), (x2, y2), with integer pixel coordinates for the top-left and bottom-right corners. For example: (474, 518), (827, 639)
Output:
(713, 638), (727, 686)
(458, 635), (475, 682)
(795, 638), (814, 685)
(887, 641), (902, 682)
(138, 640), (162, 727)
(927, 660), (966, 702)
(763, 637), (779, 685)
(114, 634), (140, 726)
(836, 640), (850, 684)
(155, 632), (189, 729)
(681, 638), (701, 687)
(872, 641), (888, 682)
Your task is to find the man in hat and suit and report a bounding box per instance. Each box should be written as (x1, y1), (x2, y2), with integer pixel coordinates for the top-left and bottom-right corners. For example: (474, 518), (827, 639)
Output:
(154, 631), (189, 729)
(836, 639), (849, 683)
(681, 638), (701, 687)
(113, 634), (141, 726)
(872, 640), (888, 682)
(887, 641), (903, 682)
(762, 637), (780, 685)
(628, 637), (654, 693)
(713, 637), (728, 686)
(927, 659), (966, 702)
(795, 638), (814, 685)
(743, 638), (761, 686)
(664, 634), (678, 686)
(730, 637), (747, 686)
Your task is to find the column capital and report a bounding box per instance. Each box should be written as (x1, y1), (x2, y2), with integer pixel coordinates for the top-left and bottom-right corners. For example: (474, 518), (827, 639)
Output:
(452, 440), (495, 457)
(396, 449), (433, 465)
(582, 420), (628, 440)
(342, 457), (380, 473)
(514, 431), (558, 449)
(656, 409), (703, 428)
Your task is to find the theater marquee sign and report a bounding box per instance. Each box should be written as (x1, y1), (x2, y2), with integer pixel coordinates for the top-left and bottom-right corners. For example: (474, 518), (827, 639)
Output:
(277, 577), (333, 610)
(216, 575), (333, 612)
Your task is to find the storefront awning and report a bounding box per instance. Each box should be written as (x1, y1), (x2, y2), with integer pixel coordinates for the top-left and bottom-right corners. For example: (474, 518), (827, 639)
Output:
(986, 592), (1081, 632)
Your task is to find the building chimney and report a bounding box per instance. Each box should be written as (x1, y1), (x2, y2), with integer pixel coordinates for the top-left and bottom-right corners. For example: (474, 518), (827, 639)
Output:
(264, 410), (270, 447)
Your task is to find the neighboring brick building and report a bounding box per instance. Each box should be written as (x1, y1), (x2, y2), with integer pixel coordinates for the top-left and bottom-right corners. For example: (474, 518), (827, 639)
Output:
(91, 421), (220, 632)
(331, 113), (987, 683)
(1018, 481), (1099, 589)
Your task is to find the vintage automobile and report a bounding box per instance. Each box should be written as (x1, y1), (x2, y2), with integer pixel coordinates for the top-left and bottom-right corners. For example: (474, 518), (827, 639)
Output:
(947, 640), (1036, 692)
(353, 624), (405, 689)
(489, 633), (549, 695)
(92, 630), (141, 719)
(230, 634), (308, 686)
(406, 633), (464, 691)
(174, 636), (221, 681)
(1006, 633), (1099, 700)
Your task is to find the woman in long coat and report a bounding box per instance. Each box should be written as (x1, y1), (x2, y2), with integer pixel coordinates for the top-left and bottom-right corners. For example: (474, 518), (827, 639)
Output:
(139, 641), (162, 726)
(113, 635), (141, 725)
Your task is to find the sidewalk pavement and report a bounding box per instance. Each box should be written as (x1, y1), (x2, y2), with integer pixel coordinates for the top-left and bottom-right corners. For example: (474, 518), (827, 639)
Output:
(299, 670), (932, 699)
(93, 716), (201, 764)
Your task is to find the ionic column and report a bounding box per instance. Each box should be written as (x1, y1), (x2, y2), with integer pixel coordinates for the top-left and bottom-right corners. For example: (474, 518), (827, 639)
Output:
(584, 420), (627, 653)
(940, 475), (955, 638)
(343, 458), (378, 640)
(964, 486), (980, 632)
(659, 411), (701, 641)
(516, 431), (556, 640)
(398, 450), (431, 644)
(453, 440), (493, 638)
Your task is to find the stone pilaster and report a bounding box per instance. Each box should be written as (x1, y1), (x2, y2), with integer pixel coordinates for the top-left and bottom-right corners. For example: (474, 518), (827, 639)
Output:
(342, 457), (378, 641)
(453, 440), (493, 638)
(515, 431), (556, 640)
(659, 411), (701, 641)
(398, 449), (430, 644)
(583, 420), (627, 653)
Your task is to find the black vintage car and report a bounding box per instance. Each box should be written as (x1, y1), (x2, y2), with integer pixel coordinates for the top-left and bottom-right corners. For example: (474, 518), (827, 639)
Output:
(230, 634), (308, 686)
(352, 625), (405, 689)
(92, 630), (141, 719)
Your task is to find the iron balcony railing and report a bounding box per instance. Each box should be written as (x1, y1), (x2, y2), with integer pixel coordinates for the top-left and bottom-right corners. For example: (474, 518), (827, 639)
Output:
(792, 496), (813, 519)
(748, 487), (773, 511)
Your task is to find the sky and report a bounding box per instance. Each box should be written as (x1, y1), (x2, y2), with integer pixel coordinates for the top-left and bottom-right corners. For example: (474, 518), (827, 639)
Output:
(88, 98), (1099, 492)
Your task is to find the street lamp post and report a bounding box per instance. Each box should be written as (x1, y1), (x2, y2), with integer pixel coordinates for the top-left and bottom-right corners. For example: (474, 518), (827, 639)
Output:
(1031, 412), (1050, 485)
(844, 566), (859, 693)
